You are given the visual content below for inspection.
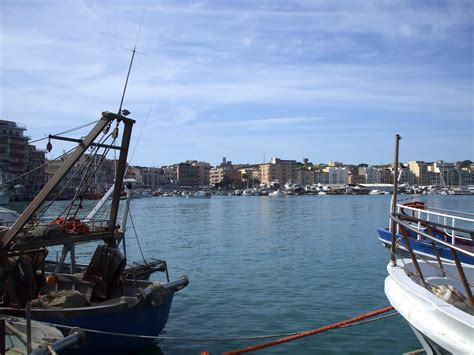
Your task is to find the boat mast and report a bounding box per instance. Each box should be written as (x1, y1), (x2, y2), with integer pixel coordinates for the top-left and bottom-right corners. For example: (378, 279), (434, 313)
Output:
(108, 119), (133, 235)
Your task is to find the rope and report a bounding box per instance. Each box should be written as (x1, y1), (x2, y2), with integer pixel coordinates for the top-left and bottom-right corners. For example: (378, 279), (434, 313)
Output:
(224, 306), (395, 354)
(2, 146), (77, 185)
(38, 310), (398, 342)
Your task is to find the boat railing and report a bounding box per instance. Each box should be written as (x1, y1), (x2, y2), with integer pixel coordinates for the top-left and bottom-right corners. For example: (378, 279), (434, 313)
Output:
(395, 203), (474, 246)
(390, 213), (474, 308)
(1, 219), (17, 227)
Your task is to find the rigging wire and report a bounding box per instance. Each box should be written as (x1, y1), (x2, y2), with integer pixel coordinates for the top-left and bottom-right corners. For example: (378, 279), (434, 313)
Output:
(126, 107), (151, 174)
(35, 311), (399, 342)
(31, 130), (115, 233)
(29, 120), (99, 144)
(127, 208), (147, 264)
(2, 146), (77, 186)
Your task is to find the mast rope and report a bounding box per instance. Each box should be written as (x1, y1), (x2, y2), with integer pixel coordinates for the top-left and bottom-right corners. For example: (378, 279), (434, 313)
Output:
(35, 130), (113, 220)
(28, 130), (116, 238)
(29, 120), (99, 144)
(127, 208), (147, 264)
(1, 146), (77, 186)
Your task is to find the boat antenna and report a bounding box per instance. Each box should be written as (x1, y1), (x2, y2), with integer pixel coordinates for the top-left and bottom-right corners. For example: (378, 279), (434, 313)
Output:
(117, 3), (147, 116)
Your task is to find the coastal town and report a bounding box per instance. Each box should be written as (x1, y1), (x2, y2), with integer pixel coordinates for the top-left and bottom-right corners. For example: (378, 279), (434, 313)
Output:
(1, 119), (473, 201)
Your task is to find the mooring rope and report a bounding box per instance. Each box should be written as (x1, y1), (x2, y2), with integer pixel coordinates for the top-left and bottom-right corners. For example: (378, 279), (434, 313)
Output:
(224, 306), (395, 354)
(37, 308), (397, 342)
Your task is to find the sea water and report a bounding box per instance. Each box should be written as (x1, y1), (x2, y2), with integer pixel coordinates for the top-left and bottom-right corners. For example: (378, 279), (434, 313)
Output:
(7, 195), (473, 354)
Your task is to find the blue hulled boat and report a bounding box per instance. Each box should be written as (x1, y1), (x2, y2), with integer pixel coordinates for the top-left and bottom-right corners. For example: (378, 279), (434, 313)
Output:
(377, 201), (474, 265)
(0, 112), (189, 354)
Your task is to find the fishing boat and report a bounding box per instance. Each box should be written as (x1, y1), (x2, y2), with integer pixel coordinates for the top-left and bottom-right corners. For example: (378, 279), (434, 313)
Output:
(382, 135), (474, 354)
(377, 201), (474, 265)
(0, 112), (189, 354)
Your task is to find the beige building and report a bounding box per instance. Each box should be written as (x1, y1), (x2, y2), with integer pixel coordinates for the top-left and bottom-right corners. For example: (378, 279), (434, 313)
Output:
(237, 165), (260, 186)
(259, 158), (297, 186)
(408, 161), (435, 185)
(187, 160), (211, 187)
(210, 157), (241, 186)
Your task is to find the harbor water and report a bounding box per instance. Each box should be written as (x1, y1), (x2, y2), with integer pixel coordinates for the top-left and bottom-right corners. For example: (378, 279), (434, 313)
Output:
(7, 195), (473, 354)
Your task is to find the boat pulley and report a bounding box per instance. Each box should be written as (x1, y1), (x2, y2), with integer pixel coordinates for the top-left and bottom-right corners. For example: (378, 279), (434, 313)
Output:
(112, 123), (119, 139)
(46, 138), (52, 152)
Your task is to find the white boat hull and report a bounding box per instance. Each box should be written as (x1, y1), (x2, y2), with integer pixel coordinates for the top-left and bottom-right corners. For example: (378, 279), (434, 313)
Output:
(385, 260), (474, 354)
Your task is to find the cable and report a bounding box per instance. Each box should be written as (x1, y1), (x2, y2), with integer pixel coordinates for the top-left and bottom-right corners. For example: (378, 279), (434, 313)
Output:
(29, 120), (98, 144)
(2, 146), (77, 185)
(127, 208), (147, 264)
(39, 311), (399, 342)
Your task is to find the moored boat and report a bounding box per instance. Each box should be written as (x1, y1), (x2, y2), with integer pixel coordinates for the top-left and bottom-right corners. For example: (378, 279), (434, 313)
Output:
(0, 112), (189, 354)
(381, 135), (474, 354)
(378, 201), (474, 265)
(186, 190), (211, 198)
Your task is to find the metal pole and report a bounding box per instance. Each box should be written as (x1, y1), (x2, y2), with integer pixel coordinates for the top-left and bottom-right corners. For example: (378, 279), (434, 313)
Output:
(26, 303), (32, 355)
(118, 183), (132, 259)
(0, 318), (5, 355)
(108, 119), (134, 233)
(399, 226), (428, 289)
(390, 134), (401, 265)
(70, 244), (76, 274)
(451, 249), (474, 308)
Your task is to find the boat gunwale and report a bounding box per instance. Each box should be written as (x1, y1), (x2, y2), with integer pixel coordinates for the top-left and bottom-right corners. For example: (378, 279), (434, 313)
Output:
(385, 266), (473, 354)
(387, 260), (473, 324)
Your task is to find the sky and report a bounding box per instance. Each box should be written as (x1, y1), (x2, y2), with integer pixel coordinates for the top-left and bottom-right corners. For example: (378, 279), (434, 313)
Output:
(1, 0), (473, 167)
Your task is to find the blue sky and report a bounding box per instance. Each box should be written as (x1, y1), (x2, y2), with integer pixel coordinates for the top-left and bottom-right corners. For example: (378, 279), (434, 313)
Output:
(1, 0), (472, 166)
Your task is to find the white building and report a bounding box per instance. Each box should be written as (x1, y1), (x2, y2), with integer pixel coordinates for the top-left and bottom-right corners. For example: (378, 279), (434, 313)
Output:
(359, 166), (382, 183)
(326, 167), (348, 184)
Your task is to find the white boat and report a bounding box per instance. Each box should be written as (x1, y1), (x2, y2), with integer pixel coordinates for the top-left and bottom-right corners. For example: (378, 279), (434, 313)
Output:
(0, 207), (19, 227)
(269, 190), (284, 196)
(186, 190), (210, 198)
(131, 188), (153, 199)
(382, 135), (473, 354)
(385, 259), (473, 354)
(4, 315), (64, 354)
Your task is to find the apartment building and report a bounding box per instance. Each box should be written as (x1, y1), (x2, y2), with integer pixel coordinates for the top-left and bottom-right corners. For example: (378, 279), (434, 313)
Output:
(187, 160), (211, 187)
(358, 166), (382, 183)
(210, 157), (241, 186)
(259, 158), (297, 186)
(0, 119), (46, 193)
(176, 162), (200, 187)
(324, 167), (348, 184)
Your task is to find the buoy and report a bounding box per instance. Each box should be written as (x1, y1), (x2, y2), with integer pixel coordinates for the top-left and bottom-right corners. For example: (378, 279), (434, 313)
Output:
(45, 274), (58, 285)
